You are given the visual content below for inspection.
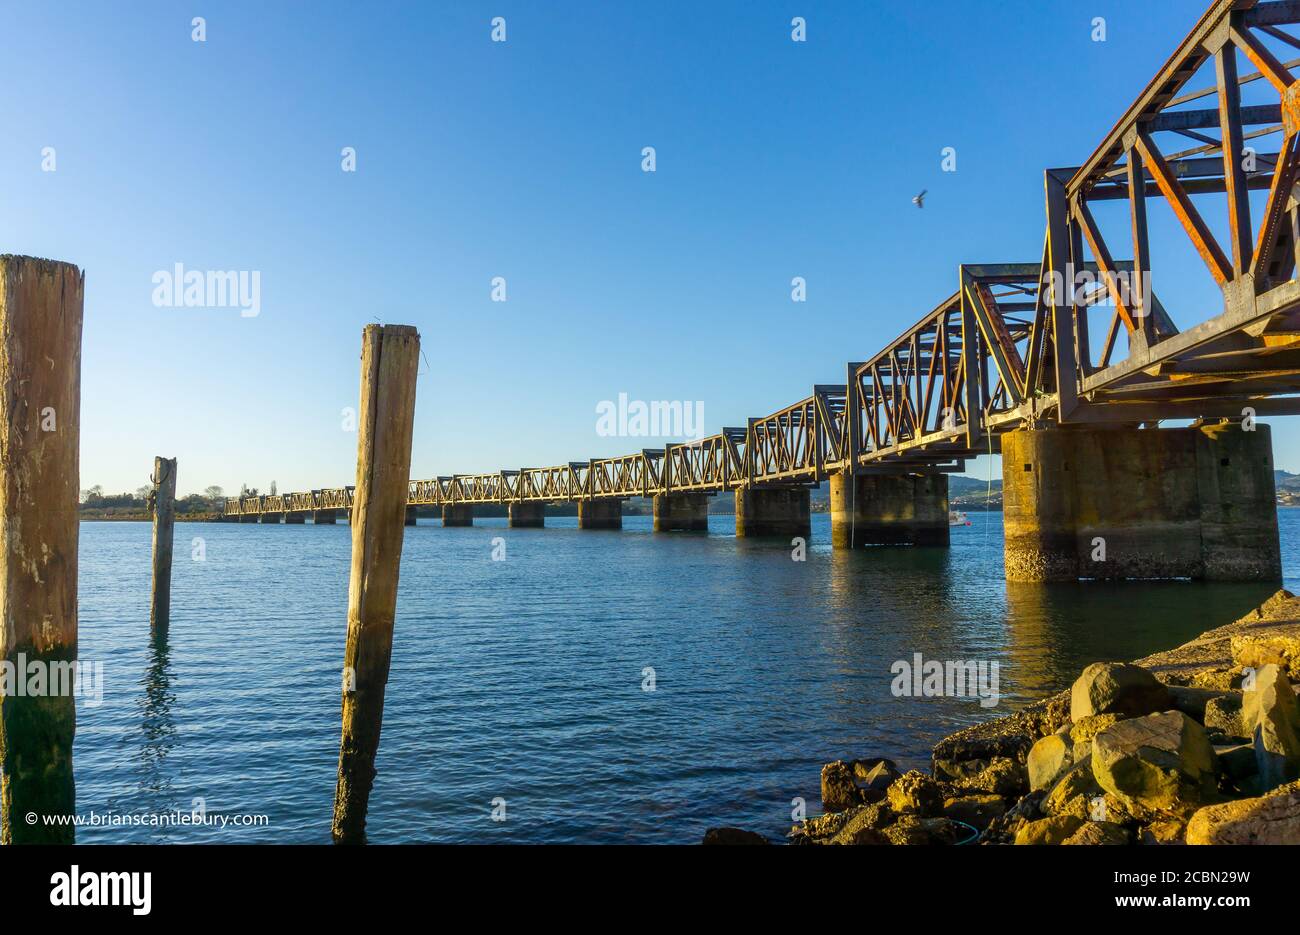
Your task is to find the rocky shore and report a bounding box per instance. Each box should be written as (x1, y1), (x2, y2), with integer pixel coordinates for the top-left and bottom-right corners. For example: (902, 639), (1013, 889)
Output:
(704, 589), (1300, 845)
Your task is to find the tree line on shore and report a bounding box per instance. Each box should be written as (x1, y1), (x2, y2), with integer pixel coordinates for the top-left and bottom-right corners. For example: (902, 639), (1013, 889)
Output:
(78, 482), (275, 519)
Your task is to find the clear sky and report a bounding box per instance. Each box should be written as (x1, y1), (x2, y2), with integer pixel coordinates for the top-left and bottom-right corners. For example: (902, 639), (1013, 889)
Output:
(3, 0), (1288, 497)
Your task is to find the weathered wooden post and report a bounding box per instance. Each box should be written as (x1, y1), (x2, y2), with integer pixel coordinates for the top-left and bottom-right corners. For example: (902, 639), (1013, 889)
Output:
(0, 256), (84, 843)
(149, 456), (177, 634)
(332, 324), (420, 843)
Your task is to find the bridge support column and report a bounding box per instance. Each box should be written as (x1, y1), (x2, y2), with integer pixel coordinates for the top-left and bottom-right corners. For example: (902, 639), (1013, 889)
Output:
(259, 512), (283, 524)
(653, 492), (709, 531)
(284, 512), (305, 524)
(735, 487), (811, 539)
(1003, 424), (1281, 582)
(508, 501), (544, 528)
(239, 513), (259, 524)
(578, 498), (622, 530)
(830, 472), (949, 548)
(442, 504), (473, 526)
(405, 507), (417, 526)
(314, 510), (337, 524)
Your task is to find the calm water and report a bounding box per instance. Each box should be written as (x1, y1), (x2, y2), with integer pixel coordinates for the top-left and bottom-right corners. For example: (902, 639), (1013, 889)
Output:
(73, 511), (1298, 843)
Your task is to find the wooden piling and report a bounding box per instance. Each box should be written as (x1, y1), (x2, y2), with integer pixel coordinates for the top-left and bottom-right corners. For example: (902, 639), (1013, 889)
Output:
(332, 324), (420, 843)
(149, 456), (177, 634)
(0, 256), (84, 843)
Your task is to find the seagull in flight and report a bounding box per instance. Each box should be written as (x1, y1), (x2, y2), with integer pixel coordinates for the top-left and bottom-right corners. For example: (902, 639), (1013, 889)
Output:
(912, 189), (927, 209)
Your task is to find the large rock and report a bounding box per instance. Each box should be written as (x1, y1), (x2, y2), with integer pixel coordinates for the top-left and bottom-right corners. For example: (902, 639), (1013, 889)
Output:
(1241, 663), (1300, 790)
(827, 802), (896, 845)
(942, 794), (1006, 831)
(789, 807), (853, 844)
(1028, 734), (1075, 792)
(1091, 711), (1218, 814)
(1069, 713), (1122, 749)
(852, 757), (901, 797)
(702, 827), (769, 845)
(1139, 819), (1186, 845)
(886, 770), (942, 817)
(1167, 686), (1230, 721)
(821, 760), (862, 813)
(1014, 814), (1084, 845)
(1071, 663), (1171, 722)
(883, 815), (962, 845)
(1204, 693), (1245, 738)
(1062, 821), (1130, 845)
(1041, 756), (1103, 820)
(1232, 630), (1300, 678)
(951, 756), (1027, 797)
(1212, 742), (1258, 781)
(1186, 780), (1300, 844)
(932, 693), (1069, 781)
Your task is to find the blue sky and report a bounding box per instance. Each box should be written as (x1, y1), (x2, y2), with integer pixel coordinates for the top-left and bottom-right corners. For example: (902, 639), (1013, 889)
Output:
(4, 0), (1284, 497)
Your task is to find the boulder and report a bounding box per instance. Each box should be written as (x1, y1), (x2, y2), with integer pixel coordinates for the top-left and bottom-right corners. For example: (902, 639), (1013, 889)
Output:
(788, 807), (853, 844)
(942, 794), (1006, 831)
(980, 791), (1045, 845)
(1203, 694), (1245, 739)
(1139, 819), (1186, 845)
(826, 802), (896, 845)
(1028, 733), (1075, 792)
(1071, 663), (1171, 722)
(1232, 630), (1300, 678)
(1189, 667), (1242, 692)
(1167, 685), (1230, 721)
(951, 756), (1027, 797)
(1212, 742), (1258, 781)
(1062, 821), (1130, 845)
(1069, 713), (1122, 749)
(1014, 814), (1084, 845)
(932, 692), (1069, 781)
(702, 827), (769, 845)
(1186, 780), (1300, 844)
(1041, 756), (1103, 820)
(1091, 711), (1218, 814)
(852, 757), (901, 795)
(1241, 663), (1300, 791)
(886, 770), (943, 817)
(821, 760), (862, 813)
(883, 815), (961, 845)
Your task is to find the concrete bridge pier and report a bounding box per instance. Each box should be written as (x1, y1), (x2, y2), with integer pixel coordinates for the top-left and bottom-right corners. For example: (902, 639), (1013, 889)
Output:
(1003, 424), (1281, 582)
(239, 513), (259, 524)
(735, 487), (811, 538)
(653, 492), (709, 531)
(284, 512), (305, 524)
(442, 504), (473, 526)
(259, 512), (283, 524)
(313, 509), (337, 524)
(508, 501), (545, 528)
(578, 498), (622, 529)
(830, 472), (949, 548)
(405, 507), (417, 526)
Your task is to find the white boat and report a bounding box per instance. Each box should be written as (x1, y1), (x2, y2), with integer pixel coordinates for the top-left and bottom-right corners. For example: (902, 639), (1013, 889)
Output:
(949, 510), (971, 527)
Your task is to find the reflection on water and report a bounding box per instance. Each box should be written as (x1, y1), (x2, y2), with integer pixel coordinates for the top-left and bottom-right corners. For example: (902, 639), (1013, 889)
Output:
(70, 509), (1300, 843)
(1002, 580), (1274, 699)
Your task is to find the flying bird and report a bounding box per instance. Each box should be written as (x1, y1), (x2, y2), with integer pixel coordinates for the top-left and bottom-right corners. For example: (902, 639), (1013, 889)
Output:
(912, 189), (927, 209)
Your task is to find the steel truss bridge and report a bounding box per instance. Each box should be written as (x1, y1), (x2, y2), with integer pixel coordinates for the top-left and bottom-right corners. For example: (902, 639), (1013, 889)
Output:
(225, 0), (1300, 520)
